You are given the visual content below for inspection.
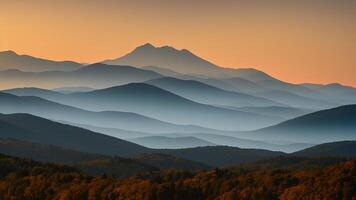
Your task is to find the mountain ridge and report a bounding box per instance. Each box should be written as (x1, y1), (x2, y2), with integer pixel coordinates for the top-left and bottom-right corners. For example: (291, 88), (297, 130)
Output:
(0, 50), (83, 72)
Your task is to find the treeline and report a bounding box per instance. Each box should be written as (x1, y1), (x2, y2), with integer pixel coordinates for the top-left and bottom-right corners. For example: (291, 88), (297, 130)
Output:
(0, 154), (354, 200)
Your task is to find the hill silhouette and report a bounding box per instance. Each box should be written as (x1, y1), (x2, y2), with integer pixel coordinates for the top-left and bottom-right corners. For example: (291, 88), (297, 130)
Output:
(293, 141), (356, 157)
(0, 50), (82, 72)
(0, 113), (148, 156)
(244, 105), (356, 143)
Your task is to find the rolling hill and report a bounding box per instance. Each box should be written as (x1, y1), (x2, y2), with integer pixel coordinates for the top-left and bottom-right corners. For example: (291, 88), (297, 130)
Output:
(0, 113), (286, 167)
(0, 138), (213, 173)
(59, 83), (282, 131)
(242, 105), (356, 143)
(146, 77), (281, 107)
(0, 138), (160, 177)
(0, 92), (220, 134)
(178, 133), (314, 153)
(0, 113), (148, 157)
(292, 141), (356, 158)
(161, 146), (285, 167)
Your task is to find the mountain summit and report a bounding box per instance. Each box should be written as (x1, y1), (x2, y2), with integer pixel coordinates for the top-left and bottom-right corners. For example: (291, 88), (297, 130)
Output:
(103, 43), (275, 81)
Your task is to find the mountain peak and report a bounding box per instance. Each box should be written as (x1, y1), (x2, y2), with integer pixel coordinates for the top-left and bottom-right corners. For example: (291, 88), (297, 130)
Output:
(134, 43), (191, 53)
(103, 44), (275, 81)
(135, 43), (156, 50)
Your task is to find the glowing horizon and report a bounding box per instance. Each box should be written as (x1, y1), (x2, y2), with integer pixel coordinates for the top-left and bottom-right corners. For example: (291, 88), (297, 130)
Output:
(1, 0), (355, 86)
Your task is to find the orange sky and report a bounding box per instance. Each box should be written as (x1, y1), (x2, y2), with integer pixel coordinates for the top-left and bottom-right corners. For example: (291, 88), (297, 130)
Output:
(1, 0), (355, 86)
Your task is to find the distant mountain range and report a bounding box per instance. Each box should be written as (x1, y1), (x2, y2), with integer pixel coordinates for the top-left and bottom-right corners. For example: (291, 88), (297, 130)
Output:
(3, 85), (284, 131)
(1, 42), (356, 194)
(0, 50), (83, 72)
(1, 43), (356, 163)
(0, 63), (162, 89)
(0, 92), (222, 134)
(1, 46), (356, 110)
(38, 83), (282, 130)
(242, 105), (356, 143)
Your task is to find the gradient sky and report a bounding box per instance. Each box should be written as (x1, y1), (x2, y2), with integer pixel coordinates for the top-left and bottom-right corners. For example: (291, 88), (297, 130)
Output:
(1, 0), (355, 86)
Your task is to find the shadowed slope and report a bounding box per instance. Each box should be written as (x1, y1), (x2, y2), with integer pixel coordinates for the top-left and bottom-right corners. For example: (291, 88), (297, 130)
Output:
(243, 105), (356, 143)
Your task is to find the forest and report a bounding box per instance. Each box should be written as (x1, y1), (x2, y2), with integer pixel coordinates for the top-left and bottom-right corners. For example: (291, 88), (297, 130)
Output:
(0, 154), (354, 200)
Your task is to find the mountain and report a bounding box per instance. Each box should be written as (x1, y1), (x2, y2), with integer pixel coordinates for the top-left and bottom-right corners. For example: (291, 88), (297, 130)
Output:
(0, 50), (83, 72)
(0, 63), (162, 89)
(103, 44), (356, 108)
(0, 138), (105, 163)
(140, 64), (349, 109)
(146, 77), (282, 107)
(0, 92), (219, 134)
(103, 43), (275, 81)
(0, 138), (213, 173)
(216, 78), (339, 109)
(4, 85), (310, 126)
(178, 133), (314, 153)
(61, 83), (282, 131)
(242, 105), (356, 143)
(211, 78), (349, 109)
(129, 136), (216, 149)
(292, 141), (356, 158)
(162, 146), (285, 167)
(0, 113), (148, 157)
(0, 138), (158, 177)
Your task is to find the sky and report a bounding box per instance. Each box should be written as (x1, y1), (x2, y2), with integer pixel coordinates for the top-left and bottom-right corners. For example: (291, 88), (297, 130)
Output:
(1, 0), (356, 86)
